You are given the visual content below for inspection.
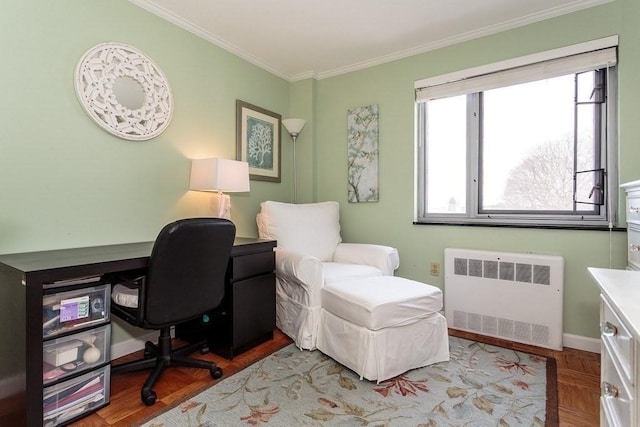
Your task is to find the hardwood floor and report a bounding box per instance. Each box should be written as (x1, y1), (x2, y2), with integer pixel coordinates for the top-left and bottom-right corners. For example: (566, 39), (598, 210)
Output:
(70, 329), (600, 426)
(450, 329), (601, 427)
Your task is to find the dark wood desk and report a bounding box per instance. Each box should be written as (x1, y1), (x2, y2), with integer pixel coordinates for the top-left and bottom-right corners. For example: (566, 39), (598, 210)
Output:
(0, 237), (275, 426)
(176, 238), (277, 359)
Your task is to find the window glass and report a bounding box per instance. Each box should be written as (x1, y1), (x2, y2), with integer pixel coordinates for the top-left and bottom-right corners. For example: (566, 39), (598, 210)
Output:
(481, 75), (575, 211)
(426, 96), (467, 213)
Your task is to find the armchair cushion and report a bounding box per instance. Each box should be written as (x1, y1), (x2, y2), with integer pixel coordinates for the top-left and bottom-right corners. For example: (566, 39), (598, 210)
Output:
(333, 243), (400, 275)
(257, 201), (341, 261)
(323, 262), (383, 284)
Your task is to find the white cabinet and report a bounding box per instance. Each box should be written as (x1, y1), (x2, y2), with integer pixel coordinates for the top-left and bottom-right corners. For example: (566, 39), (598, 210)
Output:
(621, 180), (640, 270)
(589, 268), (640, 427)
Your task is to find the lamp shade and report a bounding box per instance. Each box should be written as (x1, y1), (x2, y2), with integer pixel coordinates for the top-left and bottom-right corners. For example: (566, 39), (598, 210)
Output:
(282, 119), (306, 136)
(189, 158), (250, 192)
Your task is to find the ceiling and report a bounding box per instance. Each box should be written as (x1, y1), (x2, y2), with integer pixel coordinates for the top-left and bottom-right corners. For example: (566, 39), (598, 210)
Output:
(130, 0), (609, 81)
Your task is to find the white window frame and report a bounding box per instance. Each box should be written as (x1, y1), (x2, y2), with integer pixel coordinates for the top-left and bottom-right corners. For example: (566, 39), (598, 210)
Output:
(414, 37), (619, 228)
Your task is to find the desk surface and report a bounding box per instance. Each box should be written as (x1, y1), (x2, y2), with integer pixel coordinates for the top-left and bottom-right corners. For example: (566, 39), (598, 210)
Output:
(0, 237), (274, 285)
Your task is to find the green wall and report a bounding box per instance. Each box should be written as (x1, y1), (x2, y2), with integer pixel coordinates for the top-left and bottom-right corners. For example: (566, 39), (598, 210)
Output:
(1, 0), (638, 372)
(311, 0), (636, 341)
(0, 0), (293, 355)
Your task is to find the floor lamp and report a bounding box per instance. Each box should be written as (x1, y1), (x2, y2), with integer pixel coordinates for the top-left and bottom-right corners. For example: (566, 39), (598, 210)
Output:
(282, 119), (306, 203)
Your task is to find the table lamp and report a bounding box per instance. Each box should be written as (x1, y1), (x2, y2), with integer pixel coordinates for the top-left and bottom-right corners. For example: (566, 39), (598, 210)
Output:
(189, 158), (250, 219)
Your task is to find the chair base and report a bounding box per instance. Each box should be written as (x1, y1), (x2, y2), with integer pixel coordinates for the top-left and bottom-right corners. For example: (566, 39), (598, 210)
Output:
(111, 327), (222, 405)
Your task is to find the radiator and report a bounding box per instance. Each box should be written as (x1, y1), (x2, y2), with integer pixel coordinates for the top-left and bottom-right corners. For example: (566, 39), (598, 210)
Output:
(444, 248), (564, 350)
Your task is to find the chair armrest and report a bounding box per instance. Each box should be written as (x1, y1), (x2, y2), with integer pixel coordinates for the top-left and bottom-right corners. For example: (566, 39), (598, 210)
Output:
(275, 247), (325, 294)
(333, 243), (400, 276)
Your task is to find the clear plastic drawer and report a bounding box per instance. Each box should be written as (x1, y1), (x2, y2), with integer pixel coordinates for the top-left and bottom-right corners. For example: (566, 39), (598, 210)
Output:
(43, 365), (110, 426)
(43, 284), (111, 338)
(43, 324), (111, 385)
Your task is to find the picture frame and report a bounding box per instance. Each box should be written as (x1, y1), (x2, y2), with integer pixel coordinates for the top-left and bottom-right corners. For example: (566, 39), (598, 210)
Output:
(236, 100), (282, 182)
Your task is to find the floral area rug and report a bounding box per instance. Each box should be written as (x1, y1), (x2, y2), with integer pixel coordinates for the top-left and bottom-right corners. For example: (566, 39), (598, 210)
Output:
(141, 336), (557, 426)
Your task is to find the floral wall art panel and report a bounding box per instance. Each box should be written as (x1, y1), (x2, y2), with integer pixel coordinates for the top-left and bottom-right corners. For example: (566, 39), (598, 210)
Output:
(347, 104), (379, 202)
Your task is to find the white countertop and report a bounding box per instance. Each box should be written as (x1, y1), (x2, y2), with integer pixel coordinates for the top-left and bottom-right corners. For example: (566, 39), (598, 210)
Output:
(589, 267), (640, 341)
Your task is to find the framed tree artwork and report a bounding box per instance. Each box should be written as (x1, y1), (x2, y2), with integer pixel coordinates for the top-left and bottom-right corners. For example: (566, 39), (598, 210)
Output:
(236, 100), (282, 182)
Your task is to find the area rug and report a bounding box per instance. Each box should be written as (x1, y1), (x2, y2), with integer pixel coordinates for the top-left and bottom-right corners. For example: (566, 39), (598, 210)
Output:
(141, 336), (557, 426)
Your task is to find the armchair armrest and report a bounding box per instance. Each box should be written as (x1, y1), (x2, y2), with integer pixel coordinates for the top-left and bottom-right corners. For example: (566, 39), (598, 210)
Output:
(333, 243), (400, 276)
(275, 247), (325, 295)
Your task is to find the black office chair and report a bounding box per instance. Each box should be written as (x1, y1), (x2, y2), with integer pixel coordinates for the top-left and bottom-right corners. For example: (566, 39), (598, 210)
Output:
(110, 218), (236, 406)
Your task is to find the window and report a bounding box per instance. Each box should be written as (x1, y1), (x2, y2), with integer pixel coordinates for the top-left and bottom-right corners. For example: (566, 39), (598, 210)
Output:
(415, 39), (618, 228)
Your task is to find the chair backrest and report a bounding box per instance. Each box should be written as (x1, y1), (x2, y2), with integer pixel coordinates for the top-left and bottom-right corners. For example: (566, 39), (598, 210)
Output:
(257, 201), (342, 261)
(144, 218), (236, 327)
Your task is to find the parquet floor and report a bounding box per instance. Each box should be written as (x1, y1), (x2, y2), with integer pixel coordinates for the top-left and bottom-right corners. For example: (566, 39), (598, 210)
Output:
(66, 328), (600, 426)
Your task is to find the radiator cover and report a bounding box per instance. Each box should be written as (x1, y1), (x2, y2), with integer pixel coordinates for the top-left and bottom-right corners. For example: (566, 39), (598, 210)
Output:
(444, 248), (564, 350)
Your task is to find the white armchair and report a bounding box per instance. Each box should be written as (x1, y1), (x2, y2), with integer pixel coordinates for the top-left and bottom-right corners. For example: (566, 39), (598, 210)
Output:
(256, 201), (399, 349)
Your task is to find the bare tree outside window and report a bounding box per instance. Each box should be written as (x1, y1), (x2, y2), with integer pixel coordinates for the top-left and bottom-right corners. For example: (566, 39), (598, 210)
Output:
(501, 138), (573, 210)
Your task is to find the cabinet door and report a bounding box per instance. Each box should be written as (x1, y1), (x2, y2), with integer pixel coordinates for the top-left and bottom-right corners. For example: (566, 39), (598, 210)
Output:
(601, 347), (633, 427)
(232, 273), (276, 351)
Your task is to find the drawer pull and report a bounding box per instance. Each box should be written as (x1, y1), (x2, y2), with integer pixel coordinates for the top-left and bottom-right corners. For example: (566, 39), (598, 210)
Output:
(629, 244), (640, 252)
(601, 321), (618, 337)
(601, 381), (619, 398)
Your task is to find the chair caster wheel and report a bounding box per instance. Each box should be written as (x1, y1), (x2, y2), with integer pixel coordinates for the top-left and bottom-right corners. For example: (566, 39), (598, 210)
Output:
(143, 342), (155, 359)
(210, 367), (222, 379)
(142, 390), (157, 406)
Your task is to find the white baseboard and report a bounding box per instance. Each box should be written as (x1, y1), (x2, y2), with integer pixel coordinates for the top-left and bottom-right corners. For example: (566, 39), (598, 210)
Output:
(110, 331), (160, 360)
(110, 327), (175, 360)
(563, 333), (601, 353)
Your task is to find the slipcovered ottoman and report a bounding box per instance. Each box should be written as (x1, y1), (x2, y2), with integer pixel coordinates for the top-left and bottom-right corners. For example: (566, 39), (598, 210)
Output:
(316, 276), (449, 382)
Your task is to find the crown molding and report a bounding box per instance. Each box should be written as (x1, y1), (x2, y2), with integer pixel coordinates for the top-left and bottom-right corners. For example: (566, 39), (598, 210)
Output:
(129, 0), (292, 81)
(315, 0), (614, 80)
(130, 0), (613, 82)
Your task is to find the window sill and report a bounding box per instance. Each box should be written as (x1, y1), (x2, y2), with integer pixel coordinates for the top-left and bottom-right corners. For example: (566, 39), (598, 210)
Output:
(412, 221), (626, 232)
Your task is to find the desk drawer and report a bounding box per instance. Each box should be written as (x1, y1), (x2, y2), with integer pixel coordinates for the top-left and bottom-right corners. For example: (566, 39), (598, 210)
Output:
(230, 251), (274, 282)
(43, 284), (111, 338)
(628, 224), (640, 270)
(601, 296), (634, 383)
(43, 324), (111, 385)
(627, 194), (640, 225)
(43, 365), (110, 426)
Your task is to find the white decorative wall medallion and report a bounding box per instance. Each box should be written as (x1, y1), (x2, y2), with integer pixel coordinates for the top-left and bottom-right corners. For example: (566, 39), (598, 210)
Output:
(74, 42), (173, 141)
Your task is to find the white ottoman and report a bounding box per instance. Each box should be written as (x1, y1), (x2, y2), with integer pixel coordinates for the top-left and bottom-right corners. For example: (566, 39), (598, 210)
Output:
(316, 276), (449, 382)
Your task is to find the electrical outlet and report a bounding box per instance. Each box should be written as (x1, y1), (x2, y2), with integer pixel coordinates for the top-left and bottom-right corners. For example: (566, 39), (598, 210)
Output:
(429, 262), (440, 276)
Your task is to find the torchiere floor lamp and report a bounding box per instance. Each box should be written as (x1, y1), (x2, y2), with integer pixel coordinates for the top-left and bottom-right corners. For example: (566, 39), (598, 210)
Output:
(282, 118), (306, 203)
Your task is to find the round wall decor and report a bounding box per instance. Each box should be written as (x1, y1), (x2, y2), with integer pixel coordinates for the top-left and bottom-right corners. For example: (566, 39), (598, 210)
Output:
(74, 42), (173, 141)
